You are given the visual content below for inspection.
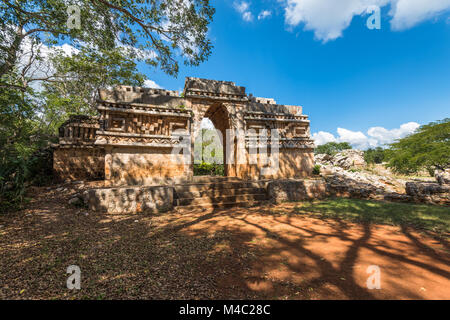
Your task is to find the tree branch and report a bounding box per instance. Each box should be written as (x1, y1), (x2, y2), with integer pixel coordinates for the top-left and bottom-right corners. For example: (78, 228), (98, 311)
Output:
(91, 0), (176, 64)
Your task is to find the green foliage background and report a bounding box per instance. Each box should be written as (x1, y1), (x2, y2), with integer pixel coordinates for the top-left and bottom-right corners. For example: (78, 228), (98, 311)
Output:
(364, 147), (387, 164)
(193, 128), (225, 176)
(315, 142), (352, 155)
(386, 119), (450, 175)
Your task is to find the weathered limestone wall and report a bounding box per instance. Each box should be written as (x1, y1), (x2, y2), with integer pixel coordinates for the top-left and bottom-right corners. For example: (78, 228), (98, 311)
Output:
(106, 147), (191, 185)
(278, 149), (314, 178)
(268, 179), (327, 204)
(83, 186), (173, 214)
(53, 147), (105, 181)
(405, 181), (450, 205)
(237, 147), (314, 180)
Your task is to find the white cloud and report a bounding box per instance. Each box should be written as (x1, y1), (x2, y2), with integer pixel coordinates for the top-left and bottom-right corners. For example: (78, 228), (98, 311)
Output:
(367, 122), (420, 144)
(312, 131), (337, 145)
(284, 0), (389, 41)
(242, 11), (254, 22)
(234, 1), (254, 21)
(337, 127), (378, 149)
(313, 122), (420, 149)
(18, 38), (79, 91)
(143, 79), (162, 89)
(234, 1), (250, 14)
(258, 10), (272, 20)
(390, 0), (450, 30)
(284, 0), (450, 42)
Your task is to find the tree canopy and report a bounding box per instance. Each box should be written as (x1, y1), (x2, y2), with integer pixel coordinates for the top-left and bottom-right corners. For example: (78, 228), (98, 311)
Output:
(0, 0), (215, 87)
(386, 119), (450, 174)
(364, 147), (387, 164)
(41, 46), (147, 132)
(315, 142), (352, 155)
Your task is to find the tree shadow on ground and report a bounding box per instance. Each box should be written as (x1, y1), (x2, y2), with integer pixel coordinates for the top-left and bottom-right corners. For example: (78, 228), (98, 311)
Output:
(0, 188), (449, 299)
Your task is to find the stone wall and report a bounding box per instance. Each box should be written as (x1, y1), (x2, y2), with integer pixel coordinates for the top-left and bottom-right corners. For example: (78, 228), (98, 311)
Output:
(268, 179), (327, 204)
(82, 186), (173, 214)
(405, 181), (450, 205)
(323, 172), (450, 206)
(53, 147), (105, 181)
(106, 146), (191, 185)
(238, 149), (314, 180)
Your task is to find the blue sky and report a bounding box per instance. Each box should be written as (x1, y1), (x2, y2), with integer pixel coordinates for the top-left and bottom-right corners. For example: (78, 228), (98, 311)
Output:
(140, 0), (450, 149)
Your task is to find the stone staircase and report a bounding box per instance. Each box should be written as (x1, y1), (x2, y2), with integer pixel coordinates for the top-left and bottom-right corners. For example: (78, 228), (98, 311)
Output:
(173, 176), (269, 210)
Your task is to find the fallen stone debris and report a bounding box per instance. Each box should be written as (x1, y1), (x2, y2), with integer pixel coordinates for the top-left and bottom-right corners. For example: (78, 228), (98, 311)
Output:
(315, 151), (449, 206)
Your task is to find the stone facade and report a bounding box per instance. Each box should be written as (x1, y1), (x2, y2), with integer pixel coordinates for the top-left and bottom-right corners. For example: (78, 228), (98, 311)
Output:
(53, 77), (315, 185)
(53, 116), (105, 181)
(53, 147), (105, 181)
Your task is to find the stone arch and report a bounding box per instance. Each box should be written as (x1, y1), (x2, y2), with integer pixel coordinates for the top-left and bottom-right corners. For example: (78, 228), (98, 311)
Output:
(194, 102), (237, 177)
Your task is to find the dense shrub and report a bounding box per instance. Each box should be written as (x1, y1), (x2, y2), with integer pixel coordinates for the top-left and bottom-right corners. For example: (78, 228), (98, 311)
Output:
(0, 146), (55, 212)
(194, 162), (225, 176)
(27, 147), (55, 186)
(0, 156), (28, 211)
(364, 147), (386, 164)
(312, 164), (321, 175)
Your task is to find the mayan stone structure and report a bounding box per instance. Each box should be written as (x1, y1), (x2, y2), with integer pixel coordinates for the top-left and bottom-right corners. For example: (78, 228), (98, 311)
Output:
(54, 77), (315, 185)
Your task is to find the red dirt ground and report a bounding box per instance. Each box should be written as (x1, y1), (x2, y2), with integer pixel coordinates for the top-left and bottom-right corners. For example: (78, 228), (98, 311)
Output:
(0, 184), (449, 299)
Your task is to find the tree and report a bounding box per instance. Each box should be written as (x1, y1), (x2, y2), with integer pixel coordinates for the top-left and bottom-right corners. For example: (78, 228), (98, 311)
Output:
(0, 0), (215, 88)
(39, 46), (147, 132)
(386, 119), (450, 175)
(364, 147), (386, 164)
(315, 142), (352, 155)
(0, 1), (216, 210)
(0, 75), (45, 210)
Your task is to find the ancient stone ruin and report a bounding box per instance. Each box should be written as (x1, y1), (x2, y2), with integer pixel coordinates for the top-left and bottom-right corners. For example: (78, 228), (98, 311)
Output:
(53, 77), (449, 212)
(54, 77), (315, 185)
(315, 151), (450, 206)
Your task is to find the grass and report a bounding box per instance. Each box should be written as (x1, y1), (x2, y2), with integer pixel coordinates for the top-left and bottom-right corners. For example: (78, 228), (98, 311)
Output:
(293, 198), (450, 236)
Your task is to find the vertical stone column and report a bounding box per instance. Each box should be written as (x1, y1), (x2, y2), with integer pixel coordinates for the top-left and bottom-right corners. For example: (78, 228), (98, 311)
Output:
(234, 104), (247, 179)
(186, 111), (194, 182)
(225, 127), (235, 177)
(189, 102), (206, 181)
(104, 146), (113, 183)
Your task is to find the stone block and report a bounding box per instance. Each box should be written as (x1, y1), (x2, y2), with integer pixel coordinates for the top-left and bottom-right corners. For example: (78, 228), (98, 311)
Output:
(268, 179), (327, 204)
(83, 186), (174, 214)
(405, 181), (450, 205)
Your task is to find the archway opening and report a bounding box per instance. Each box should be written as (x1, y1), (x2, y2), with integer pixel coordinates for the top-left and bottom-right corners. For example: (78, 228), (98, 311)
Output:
(193, 103), (233, 177)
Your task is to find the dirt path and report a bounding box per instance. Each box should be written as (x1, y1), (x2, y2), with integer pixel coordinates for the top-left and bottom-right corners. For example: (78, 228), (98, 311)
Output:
(0, 185), (449, 299)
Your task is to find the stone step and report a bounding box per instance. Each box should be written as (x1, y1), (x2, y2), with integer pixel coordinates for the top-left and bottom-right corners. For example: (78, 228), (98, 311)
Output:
(175, 193), (268, 206)
(174, 187), (266, 199)
(174, 181), (267, 193)
(192, 176), (241, 183)
(175, 200), (269, 212)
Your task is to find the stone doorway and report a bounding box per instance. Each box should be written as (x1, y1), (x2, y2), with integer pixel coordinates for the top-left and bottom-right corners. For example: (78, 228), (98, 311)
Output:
(194, 103), (235, 177)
